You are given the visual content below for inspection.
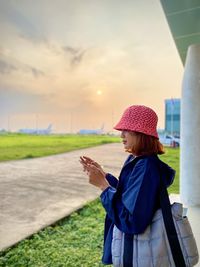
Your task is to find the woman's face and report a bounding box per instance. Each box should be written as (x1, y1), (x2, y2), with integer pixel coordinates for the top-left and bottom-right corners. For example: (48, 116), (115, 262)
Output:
(120, 130), (137, 151)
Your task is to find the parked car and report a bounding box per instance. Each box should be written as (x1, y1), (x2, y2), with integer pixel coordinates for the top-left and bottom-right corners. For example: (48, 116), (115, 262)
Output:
(159, 134), (180, 147)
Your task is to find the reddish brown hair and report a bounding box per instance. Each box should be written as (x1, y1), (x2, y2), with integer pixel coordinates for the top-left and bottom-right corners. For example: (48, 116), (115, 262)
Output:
(127, 131), (164, 156)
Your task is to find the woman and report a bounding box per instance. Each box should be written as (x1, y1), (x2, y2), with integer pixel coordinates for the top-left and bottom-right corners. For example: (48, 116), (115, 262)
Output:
(80, 105), (175, 266)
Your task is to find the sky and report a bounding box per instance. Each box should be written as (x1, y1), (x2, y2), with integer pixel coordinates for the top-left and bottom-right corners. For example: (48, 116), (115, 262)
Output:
(0, 0), (183, 133)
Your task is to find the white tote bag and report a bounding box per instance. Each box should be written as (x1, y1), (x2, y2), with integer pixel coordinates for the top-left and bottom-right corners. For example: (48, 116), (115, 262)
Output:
(111, 203), (199, 267)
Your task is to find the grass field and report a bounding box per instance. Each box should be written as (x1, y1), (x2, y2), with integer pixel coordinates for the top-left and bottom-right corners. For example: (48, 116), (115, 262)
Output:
(0, 133), (120, 162)
(159, 147), (180, 194)
(0, 135), (180, 266)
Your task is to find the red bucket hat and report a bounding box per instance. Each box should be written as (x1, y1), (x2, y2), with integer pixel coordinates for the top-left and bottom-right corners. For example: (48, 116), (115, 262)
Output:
(114, 105), (158, 138)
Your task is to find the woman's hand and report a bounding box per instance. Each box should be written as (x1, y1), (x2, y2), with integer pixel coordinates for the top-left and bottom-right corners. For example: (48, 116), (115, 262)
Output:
(80, 156), (105, 174)
(80, 156), (109, 191)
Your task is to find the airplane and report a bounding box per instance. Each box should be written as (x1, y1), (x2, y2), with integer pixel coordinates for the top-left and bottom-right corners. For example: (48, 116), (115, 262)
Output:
(78, 124), (104, 135)
(18, 124), (52, 135)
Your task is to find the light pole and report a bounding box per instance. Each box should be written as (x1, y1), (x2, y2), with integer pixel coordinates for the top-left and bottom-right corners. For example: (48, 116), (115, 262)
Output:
(7, 115), (10, 132)
(35, 114), (38, 132)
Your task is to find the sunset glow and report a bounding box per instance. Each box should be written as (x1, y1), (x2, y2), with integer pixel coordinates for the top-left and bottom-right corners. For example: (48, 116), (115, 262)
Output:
(97, 90), (102, 95)
(0, 0), (183, 133)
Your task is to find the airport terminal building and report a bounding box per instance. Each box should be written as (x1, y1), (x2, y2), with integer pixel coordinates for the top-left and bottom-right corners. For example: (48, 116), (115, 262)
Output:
(165, 98), (180, 136)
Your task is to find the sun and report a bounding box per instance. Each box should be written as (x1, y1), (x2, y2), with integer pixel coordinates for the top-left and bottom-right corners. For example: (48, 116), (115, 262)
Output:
(97, 90), (102, 95)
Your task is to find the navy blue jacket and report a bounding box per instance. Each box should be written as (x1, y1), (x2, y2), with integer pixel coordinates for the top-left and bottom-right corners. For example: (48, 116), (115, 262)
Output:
(100, 154), (175, 265)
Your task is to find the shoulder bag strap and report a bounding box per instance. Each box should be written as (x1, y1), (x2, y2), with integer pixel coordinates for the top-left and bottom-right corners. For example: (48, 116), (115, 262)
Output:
(158, 164), (186, 267)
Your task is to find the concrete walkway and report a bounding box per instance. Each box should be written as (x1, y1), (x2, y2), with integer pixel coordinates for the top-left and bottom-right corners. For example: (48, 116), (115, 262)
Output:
(0, 143), (126, 251)
(0, 143), (199, 266)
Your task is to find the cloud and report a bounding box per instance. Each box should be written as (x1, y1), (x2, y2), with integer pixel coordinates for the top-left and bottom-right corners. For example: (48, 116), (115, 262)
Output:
(0, 87), (50, 114)
(0, 1), (46, 44)
(63, 46), (86, 67)
(29, 67), (45, 78)
(0, 59), (17, 74)
(18, 32), (47, 45)
(0, 55), (45, 78)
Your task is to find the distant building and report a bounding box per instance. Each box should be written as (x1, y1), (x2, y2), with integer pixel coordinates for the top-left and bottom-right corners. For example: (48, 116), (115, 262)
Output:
(165, 99), (180, 136)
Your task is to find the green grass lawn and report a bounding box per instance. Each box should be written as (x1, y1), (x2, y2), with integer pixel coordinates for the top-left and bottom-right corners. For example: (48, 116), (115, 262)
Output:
(0, 136), (180, 267)
(0, 199), (106, 267)
(0, 133), (120, 162)
(159, 147), (180, 194)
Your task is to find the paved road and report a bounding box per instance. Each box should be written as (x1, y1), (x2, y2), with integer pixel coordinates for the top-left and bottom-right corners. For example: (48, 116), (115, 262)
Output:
(0, 143), (126, 251)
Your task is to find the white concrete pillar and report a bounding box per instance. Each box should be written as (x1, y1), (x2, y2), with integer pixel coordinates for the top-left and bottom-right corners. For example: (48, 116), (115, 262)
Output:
(181, 44), (200, 207)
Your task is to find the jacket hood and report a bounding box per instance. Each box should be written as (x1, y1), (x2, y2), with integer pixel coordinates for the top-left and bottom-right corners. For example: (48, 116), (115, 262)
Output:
(126, 154), (176, 188)
(157, 158), (175, 187)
